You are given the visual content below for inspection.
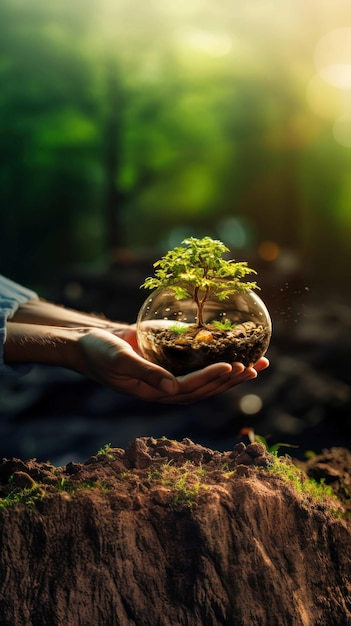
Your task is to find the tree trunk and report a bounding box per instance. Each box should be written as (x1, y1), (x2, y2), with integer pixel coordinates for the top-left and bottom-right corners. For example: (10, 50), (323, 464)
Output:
(104, 60), (126, 261)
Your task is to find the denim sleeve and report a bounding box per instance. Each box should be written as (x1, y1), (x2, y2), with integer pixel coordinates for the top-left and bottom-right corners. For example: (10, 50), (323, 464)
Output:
(0, 275), (39, 376)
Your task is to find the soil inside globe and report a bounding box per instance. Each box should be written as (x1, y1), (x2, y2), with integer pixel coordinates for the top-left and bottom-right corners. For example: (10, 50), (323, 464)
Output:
(139, 321), (270, 375)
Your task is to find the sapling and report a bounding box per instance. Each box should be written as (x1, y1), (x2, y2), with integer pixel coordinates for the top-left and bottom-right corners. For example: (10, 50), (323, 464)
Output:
(141, 236), (258, 328)
(137, 236), (271, 373)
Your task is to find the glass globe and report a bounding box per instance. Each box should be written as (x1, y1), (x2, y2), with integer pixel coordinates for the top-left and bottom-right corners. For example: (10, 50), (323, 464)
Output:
(137, 287), (272, 376)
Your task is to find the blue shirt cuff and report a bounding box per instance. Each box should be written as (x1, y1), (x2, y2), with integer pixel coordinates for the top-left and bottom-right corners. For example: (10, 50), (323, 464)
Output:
(0, 275), (39, 376)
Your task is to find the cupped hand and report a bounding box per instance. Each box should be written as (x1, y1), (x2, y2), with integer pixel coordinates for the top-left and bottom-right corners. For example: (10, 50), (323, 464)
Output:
(77, 328), (269, 404)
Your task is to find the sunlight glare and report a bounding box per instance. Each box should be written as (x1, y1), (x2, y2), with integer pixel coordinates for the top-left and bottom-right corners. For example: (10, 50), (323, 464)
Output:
(178, 26), (232, 58)
(333, 115), (351, 148)
(315, 28), (351, 89)
(306, 74), (341, 119)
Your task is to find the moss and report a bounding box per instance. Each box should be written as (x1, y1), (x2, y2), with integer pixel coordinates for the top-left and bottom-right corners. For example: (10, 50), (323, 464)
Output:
(97, 443), (114, 459)
(0, 483), (46, 508)
(0, 478), (110, 509)
(267, 456), (341, 512)
(148, 461), (209, 507)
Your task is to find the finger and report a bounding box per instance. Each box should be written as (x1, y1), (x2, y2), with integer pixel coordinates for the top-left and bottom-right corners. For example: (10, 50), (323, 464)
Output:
(197, 361), (267, 399)
(115, 348), (180, 395)
(162, 359), (266, 404)
(177, 362), (238, 387)
(253, 357), (270, 371)
(161, 362), (245, 404)
(121, 361), (240, 402)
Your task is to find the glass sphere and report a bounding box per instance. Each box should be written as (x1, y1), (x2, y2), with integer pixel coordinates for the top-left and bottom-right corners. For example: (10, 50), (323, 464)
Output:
(137, 287), (272, 376)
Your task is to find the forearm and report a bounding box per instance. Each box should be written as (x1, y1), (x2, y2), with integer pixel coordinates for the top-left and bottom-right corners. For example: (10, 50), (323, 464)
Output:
(3, 322), (84, 371)
(10, 299), (129, 332)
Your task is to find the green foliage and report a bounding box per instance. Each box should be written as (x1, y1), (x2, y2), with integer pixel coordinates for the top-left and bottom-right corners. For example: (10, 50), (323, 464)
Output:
(242, 430), (341, 512)
(268, 457), (339, 508)
(141, 236), (258, 327)
(0, 476), (110, 508)
(212, 318), (237, 331)
(142, 236), (257, 296)
(170, 473), (202, 507)
(253, 433), (299, 456)
(56, 477), (109, 495)
(1, 0), (351, 289)
(168, 322), (189, 334)
(0, 484), (45, 508)
(97, 443), (113, 458)
(148, 461), (208, 507)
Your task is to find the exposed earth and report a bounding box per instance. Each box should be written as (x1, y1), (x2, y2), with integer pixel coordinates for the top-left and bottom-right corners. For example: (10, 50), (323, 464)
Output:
(0, 437), (350, 626)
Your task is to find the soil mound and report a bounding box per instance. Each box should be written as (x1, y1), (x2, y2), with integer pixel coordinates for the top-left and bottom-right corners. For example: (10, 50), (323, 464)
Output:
(0, 438), (350, 626)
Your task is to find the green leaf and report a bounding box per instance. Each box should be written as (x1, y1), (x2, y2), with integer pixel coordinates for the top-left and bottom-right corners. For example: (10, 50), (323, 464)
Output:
(171, 286), (191, 299)
(140, 237), (260, 328)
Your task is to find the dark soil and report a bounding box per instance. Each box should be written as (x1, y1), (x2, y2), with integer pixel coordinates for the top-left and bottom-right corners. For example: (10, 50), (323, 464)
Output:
(140, 322), (270, 375)
(0, 438), (350, 626)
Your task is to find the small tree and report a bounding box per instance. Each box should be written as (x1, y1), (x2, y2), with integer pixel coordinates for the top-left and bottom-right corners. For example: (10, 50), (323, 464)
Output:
(141, 236), (259, 328)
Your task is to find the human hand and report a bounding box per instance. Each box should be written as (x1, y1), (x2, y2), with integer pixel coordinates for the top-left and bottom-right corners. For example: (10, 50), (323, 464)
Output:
(155, 356), (269, 404)
(77, 328), (269, 404)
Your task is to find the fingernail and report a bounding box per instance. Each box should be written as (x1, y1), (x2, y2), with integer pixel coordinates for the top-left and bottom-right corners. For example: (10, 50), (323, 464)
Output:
(160, 378), (177, 394)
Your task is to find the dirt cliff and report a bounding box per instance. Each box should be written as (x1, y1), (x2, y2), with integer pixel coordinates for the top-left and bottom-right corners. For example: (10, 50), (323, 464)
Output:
(0, 438), (350, 626)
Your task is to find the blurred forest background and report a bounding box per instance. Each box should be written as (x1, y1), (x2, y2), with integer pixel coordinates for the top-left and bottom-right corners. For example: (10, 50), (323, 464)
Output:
(1, 0), (351, 463)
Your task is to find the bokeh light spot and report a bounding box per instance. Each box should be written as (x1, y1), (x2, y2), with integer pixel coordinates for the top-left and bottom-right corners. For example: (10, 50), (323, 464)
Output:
(333, 115), (351, 148)
(64, 281), (84, 302)
(217, 217), (252, 249)
(306, 74), (341, 119)
(179, 26), (232, 58)
(239, 394), (263, 415)
(315, 28), (351, 89)
(258, 240), (280, 262)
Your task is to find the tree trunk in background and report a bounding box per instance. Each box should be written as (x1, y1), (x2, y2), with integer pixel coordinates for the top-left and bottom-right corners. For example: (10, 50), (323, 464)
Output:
(104, 60), (126, 262)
